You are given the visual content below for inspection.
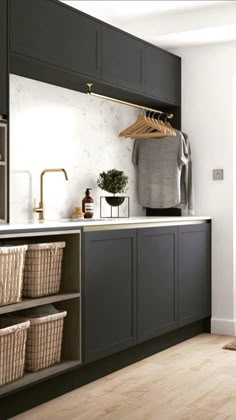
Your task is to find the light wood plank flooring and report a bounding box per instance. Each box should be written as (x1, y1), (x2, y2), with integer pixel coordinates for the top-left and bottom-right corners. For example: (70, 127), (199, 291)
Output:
(14, 334), (236, 420)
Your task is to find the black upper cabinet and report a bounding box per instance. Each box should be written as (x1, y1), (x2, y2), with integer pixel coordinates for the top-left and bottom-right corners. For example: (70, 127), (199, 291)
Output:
(10, 0), (101, 79)
(178, 224), (211, 326)
(0, 0), (8, 116)
(102, 26), (143, 92)
(84, 229), (137, 364)
(138, 227), (178, 343)
(143, 45), (181, 105)
(9, 0), (181, 106)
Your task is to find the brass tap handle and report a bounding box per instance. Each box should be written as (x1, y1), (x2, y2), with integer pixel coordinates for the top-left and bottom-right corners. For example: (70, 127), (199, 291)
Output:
(33, 198), (43, 213)
(86, 83), (93, 94)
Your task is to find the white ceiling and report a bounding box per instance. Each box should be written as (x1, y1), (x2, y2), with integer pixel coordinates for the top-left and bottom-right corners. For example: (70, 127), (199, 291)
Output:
(62, 1), (222, 19)
(62, 1), (236, 49)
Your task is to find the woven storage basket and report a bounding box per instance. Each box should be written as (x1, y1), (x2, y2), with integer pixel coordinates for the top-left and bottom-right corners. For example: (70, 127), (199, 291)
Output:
(23, 242), (66, 298)
(0, 245), (28, 306)
(22, 311), (67, 372)
(0, 318), (30, 386)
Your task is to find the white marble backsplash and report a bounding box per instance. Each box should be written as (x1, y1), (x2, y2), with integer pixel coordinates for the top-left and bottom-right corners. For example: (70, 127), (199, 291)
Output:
(10, 74), (144, 222)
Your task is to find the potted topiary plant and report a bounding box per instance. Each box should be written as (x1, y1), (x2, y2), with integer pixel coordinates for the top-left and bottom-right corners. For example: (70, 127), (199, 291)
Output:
(97, 169), (128, 207)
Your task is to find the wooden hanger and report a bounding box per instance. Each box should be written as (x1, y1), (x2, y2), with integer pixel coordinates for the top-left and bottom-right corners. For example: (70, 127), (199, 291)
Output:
(149, 112), (169, 135)
(119, 114), (147, 137)
(162, 113), (176, 136)
(129, 132), (169, 139)
(156, 113), (173, 136)
(130, 114), (155, 135)
(119, 111), (172, 139)
(151, 112), (176, 136)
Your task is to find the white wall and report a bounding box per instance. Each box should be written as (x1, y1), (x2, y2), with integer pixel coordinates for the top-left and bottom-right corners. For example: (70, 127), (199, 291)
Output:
(171, 42), (236, 335)
(10, 75), (144, 222)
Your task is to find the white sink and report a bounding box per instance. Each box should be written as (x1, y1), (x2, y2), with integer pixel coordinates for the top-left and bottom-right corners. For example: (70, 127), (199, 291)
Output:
(45, 218), (106, 223)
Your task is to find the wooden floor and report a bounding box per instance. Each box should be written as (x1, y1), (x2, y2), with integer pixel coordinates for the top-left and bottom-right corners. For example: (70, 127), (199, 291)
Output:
(14, 334), (236, 420)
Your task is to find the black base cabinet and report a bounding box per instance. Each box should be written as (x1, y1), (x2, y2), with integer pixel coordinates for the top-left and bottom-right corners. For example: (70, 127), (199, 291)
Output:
(0, 223), (211, 417)
(83, 229), (137, 363)
(138, 226), (178, 343)
(178, 224), (211, 326)
(84, 223), (211, 364)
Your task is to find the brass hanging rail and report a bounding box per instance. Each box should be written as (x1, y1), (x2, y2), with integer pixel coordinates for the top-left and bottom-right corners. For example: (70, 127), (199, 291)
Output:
(86, 83), (174, 119)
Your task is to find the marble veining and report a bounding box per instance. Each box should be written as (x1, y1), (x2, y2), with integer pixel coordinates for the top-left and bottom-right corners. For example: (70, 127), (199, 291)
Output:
(10, 75), (145, 223)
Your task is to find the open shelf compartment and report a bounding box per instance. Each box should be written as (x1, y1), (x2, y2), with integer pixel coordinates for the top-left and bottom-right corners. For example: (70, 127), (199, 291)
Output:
(0, 230), (82, 396)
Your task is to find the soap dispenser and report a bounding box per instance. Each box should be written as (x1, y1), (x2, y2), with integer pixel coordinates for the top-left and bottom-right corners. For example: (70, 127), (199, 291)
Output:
(82, 188), (94, 219)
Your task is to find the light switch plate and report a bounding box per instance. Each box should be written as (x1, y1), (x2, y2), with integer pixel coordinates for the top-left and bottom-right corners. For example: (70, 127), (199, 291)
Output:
(213, 169), (224, 180)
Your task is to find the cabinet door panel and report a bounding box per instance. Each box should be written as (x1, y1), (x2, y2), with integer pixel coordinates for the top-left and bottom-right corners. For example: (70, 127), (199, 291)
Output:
(178, 224), (211, 326)
(102, 26), (143, 92)
(84, 229), (137, 363)
(0, 0), (8, 116)
(10, 0), (101, 78)
(138, 227), (177, 343)
(143, 45), (181, 105)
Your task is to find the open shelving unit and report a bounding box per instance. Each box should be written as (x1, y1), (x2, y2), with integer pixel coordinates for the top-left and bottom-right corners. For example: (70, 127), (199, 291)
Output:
(0, 230), (82, 397)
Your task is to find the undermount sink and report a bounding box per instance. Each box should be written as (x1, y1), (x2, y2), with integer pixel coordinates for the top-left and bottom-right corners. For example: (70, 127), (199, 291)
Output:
(45, 218), (107, 223)
(81, 219), (107, 222)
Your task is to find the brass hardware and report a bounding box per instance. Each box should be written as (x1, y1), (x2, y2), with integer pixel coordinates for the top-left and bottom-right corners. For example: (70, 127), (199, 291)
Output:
(86, 83), (174, 119)
(33, 168), (69, 221)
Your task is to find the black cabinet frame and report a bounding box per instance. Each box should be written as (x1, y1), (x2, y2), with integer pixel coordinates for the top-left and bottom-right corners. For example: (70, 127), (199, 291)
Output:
(137, 226), (178, 343)
(0, 0), (8, 117)
(83, 228), (137, 363)
(178, 223), (211, 327)
(83, 223), (211, 364)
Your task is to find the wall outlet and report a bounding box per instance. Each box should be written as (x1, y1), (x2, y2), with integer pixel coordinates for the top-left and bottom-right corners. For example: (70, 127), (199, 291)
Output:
(213, 169), (224, 180)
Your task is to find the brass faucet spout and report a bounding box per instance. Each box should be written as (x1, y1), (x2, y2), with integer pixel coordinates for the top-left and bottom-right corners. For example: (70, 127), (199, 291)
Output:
(33, 168), (69, 221)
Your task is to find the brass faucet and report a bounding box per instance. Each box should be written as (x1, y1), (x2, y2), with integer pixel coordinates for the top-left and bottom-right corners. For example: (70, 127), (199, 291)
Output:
(33, 168), (69, 221)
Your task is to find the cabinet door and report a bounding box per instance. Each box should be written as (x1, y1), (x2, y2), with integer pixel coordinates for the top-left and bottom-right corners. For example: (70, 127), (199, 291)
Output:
(102, 26), (143, 92)
(143, 45), (181, 105)
(10, 0), (101, 79)
(138, 227), (178, 343)
(84, 229), (137, 363)
(0, 0), (8, 116)
(178, 224), (211, 326)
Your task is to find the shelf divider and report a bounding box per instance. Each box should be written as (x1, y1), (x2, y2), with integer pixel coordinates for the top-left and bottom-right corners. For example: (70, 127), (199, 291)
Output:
(0, 292), (80, 315)
(0, 360), (81, 397)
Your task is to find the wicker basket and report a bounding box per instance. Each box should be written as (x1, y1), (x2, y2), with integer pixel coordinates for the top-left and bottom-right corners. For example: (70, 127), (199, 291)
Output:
(23, 242), (66, 298)
(0, 318), (30, 386)
(23, 311), (67, 372)
(0, 245), (28, 306)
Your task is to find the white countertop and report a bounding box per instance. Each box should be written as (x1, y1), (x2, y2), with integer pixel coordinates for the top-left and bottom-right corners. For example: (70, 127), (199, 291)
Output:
(0, 216), (211, 232)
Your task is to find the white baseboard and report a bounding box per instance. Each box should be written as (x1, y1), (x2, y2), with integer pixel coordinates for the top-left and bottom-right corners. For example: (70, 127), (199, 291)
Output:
(211, 318), (236, 336)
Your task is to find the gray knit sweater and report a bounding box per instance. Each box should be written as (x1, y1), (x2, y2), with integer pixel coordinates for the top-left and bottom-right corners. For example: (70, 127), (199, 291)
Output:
(132, 130), (194, 214)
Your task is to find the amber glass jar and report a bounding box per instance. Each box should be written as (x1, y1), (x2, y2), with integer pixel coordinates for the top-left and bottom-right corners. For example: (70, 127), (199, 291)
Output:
(82, 188), (94, 218)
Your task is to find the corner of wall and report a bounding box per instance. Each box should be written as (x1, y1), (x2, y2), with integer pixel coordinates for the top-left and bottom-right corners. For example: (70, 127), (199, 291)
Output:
(211, 317), (236, 336)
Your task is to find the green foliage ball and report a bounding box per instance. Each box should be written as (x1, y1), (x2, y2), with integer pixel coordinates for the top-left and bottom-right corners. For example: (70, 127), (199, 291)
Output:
(97, 169), (128, 194)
